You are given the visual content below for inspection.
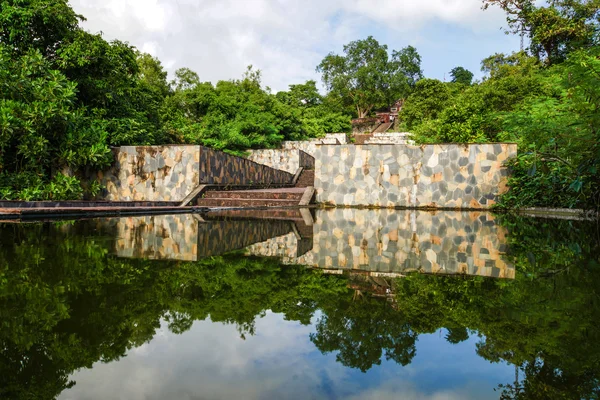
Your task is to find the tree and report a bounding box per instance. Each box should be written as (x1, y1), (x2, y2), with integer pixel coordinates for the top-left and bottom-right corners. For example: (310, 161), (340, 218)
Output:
(0, 0), (82, 58)
(317, 36), (422, 118)
(393, 45), (423, 87)
(399, 78), (452, 130)
(482, 0), (600, 64)
(449, 66), (474, 85)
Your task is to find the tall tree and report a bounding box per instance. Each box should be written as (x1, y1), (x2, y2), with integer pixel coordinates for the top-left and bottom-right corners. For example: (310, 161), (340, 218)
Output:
(449, 66), (474, 85)
(482, 0), (600, 64)
(316, 36), (422, 118)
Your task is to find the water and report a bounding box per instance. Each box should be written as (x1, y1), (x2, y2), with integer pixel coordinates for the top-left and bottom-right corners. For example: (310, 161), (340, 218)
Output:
(0, 209), (598, 399)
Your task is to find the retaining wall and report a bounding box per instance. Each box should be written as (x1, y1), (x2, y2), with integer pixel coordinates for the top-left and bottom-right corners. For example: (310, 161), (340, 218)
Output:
(246, 134), (347, 173)
(315, 143), (517, 208)
(94, 145), (293, 201)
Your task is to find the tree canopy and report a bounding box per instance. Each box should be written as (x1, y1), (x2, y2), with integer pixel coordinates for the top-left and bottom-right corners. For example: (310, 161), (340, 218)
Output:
(316, 36), (422, 118)
(449, 66), (474, 85)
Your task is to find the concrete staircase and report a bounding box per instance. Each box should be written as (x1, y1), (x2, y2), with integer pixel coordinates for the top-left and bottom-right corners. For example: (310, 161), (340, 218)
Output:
(194, 187), (310, 208)
(373, 121), (393, 133)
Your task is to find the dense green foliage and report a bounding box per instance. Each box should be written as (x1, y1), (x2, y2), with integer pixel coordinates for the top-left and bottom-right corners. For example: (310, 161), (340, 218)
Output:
(317, 36), (422, 118)
(399, 0), (600, 209)
(2, 0), (599, 207)
(0, 0), (350, 198)
(0, 214), (598, 399)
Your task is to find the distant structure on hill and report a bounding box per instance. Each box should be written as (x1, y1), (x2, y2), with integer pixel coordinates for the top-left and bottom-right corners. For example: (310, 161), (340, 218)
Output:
(351, 99), (405, 134)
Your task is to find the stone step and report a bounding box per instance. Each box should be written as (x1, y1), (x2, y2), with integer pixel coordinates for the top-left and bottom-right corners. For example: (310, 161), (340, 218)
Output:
(195, 198), (300, 207)
(295, 170), (315, 188)
(207, 208), (306, 221)
(203, 190), (304, 200)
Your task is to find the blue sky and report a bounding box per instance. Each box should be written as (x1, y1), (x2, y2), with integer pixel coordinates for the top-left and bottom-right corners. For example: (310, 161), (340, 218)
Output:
(69, 0), (521, 91)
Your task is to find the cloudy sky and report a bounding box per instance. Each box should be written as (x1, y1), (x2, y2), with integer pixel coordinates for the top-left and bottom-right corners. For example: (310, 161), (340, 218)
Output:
(60, 313), (513, 399)
(68, 0), (521, 92)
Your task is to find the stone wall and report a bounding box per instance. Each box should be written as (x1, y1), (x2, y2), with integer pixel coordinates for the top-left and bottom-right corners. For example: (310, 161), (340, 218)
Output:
(364, 132), (413, 145)
(245, 209), (514, 279)
(95, 146), (200, 202)
(246, 134), (346, 173)
(94, 145), (293, 201)
(243, 149), (299, 174)
(315, 143), (517, 209)
(299, 150), (315, 170)
(198, 146), (293, 185)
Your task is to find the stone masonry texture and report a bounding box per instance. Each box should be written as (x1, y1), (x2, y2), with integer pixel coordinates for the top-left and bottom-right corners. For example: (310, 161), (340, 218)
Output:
(93, 145), (293, 201)
(90, 210), (513, 279)
(245, 209), (514, 279)
(314, 143), (517, 208)
(246, 134), (346, 174)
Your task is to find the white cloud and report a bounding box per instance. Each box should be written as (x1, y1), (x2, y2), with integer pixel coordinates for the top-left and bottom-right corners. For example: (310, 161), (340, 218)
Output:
(57, 315), (512, 400)
(69, 0), (516, 91)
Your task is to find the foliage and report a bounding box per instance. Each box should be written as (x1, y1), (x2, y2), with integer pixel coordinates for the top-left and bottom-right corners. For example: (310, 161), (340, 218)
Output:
(450, 66), (474, 85)
(317, 36), (422, 118)
(1, 213), (599, 398)
(482, 0), (599, 65)
(395, 215), (600, 399)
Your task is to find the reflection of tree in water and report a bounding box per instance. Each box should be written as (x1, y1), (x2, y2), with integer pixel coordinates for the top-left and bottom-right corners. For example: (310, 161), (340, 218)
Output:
(394, 216), (600, 399)
(0, 216), (599, 399)
(311, 293), (417, 372)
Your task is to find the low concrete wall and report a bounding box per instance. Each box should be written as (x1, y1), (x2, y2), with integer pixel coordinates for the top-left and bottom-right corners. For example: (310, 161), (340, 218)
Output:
(365, 132), (413, 145)
(94, 145), (293, 201)
(315, 143), (517, 209)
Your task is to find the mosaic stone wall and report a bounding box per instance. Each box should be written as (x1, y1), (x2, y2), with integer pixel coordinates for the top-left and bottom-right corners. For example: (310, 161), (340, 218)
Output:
(94, 146), (200, 201)
(112, 215), (199, 261)
(244, 149), (299, 174)
(315, 143), (517, 208)
(246, 134), (346, 173)
(245, 209), (515, 279)
(94, 145), (293, 201)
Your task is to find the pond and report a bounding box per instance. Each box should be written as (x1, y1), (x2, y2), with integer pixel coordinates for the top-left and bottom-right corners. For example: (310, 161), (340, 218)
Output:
(0, 209), (598, 399)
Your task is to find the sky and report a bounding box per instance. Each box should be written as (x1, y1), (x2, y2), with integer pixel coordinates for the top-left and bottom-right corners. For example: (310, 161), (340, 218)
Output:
(68, 0), (522, 92)
(59, 313), (514, 400)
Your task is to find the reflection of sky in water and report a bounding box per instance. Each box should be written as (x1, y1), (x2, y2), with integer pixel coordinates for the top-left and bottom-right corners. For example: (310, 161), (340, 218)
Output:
(60, 312), (513, 400)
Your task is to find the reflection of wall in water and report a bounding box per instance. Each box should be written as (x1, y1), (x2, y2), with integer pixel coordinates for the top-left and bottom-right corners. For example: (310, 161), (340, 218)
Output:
(109, 215), (295, 261)
(114, 215), (199, 261)
(246, 209), (514, 279)
(197, 219), (293, 257)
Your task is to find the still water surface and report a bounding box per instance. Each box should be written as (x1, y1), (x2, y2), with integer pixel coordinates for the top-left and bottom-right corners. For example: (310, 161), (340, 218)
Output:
(0, 209), (598, 399)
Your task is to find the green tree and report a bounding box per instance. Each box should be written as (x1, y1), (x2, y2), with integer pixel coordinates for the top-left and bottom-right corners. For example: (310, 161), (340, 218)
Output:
(317, 36), (422, 118)
(449, 66), (474, 85)
(482, 0), (600, 65)
(399, 78), (452, 130)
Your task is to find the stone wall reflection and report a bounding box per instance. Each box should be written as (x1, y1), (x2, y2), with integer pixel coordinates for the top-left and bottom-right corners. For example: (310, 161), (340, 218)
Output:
(103, 210), (513, 279)
(106, 215), (296, 261)
(112, 215), (199, 261)
(245, 209), (514, 279)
